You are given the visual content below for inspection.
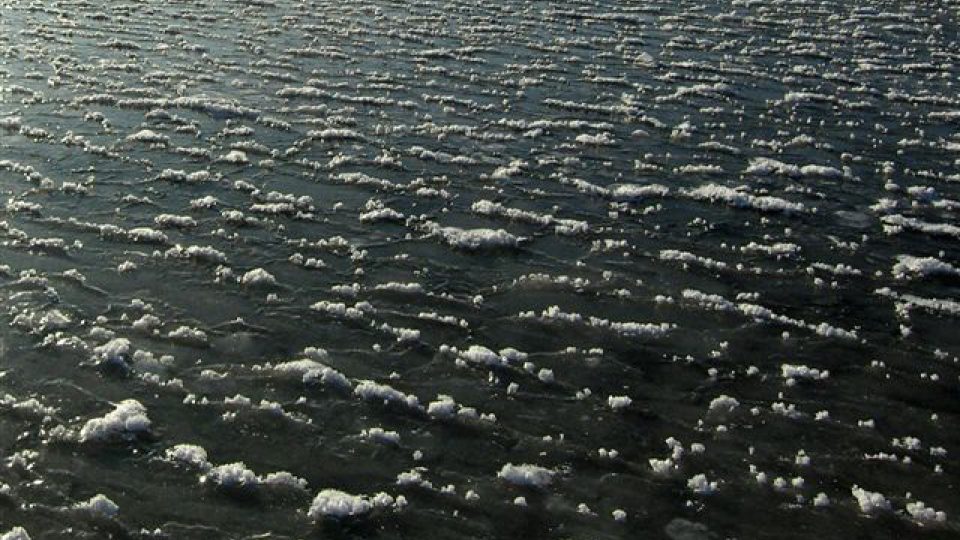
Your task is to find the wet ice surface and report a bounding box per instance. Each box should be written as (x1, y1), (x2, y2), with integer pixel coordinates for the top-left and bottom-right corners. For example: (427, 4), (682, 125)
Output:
(0, 0), (958, 538)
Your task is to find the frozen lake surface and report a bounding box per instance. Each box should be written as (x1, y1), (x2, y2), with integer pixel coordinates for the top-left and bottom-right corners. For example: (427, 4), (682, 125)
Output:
(1, 0), (958, 538)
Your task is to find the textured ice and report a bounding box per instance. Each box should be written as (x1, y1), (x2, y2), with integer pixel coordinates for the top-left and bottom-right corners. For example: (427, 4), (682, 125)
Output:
(687, 474), (718, 495)
(649, 458), (676, 476)
(79, 400), (152, 443)
(201, 462), (307, 492)
(425, 224), (521, 250)
(307, 489), (395, 520)
(165, 444), (211, 470)
(781, 364), (829, 382)
(240, 268), (278, 287)
(684, 184), (806, 213)
(91, 338), (132, 367)
(396, 468), (432, 488)
(607, 395), (632, 410)
(271, 358), (351, 389)
(851, 486), (891, 514)
(0, 394), (56, 417)
(905, 501), (947, 524)
(73, 494), (119, 518)
(708, 395), (739, 413)
(0, 528), (30, 540)
(458, 345), (507, 367)
(154, 214), (197, 229)
(167, 326), (209, 345)
(164, 245), (228, 264)
(126, 129), (168, 145)
(361, 427), (401, 445)
(497, 463), (554, 488)
(892, 255), (960, 280)
(354, 381), (421, 410)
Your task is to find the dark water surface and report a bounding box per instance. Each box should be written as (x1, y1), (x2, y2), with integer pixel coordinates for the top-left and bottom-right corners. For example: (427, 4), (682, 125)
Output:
(0, 0), (958, 538)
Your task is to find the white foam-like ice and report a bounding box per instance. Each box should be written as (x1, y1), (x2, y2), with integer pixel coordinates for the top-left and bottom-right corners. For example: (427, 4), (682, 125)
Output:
(497, 463), (554, 488)
(307, 489), (396, 520)
(72, 494), (119, 518)
(851, 486), (891, 514)
(79, 399), (151, 443)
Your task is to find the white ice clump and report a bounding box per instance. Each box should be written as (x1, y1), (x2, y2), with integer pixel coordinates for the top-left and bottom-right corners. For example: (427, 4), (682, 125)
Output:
(201, 462), (307, 492)
(881, 215), (960, 239)
(905, 501), (947, 525)
(311, 301), (368, 320)
(781, 364), (829, 382)
(684, 289), (858, 341)
(425, 223), (521, 250)
(0, 528), (30, 540)
(359, 206), (405, 223)
(396, 468), (433, 489)
(73, 494), (119, 518)
(892, 255), (960, 280)
(165, 444), (211, 470)
(164, 244), (228, 264)
(708, 395), (739, 413)
(470, 200), (588, 235)
(851, 486), (891, 514)
(609, 183), (670, 200)
(373, 282), (424, 294)
(684, 184), (805, 213)
(660, 250), (728, 271)
(127, 227), (169, 244)
(361, 427), (401, 446)
(497, 463), (554, 488)
(519, 305), (674, 339)
(240, 267), (277, 286)
(132, 314), (161, 332)
(649, 458), (677, 476)
(354, 381), (421, 410)
(607, 395), (632, 410)
(200, 463), (257, 491)
(682, 289), (737, 311)
(79, 399), (151, 443)
(0, 116), (22, 130)
(0, 394), (56, 417)
(687, 474), (717, 495)
(219, 150), (249, 164)
(458, 345), (508, 367)
(892, 437), (922, 451)
(307, 489), (398, 520)
(426, 395), (458, 418)
(744, 157), (844, 179)
(126, 129), (168, 145)
(270, 358), (351, 389)
(154, 214), (197, 228)
(167, 325), (208, 345)
(90, 338), (132, 367)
